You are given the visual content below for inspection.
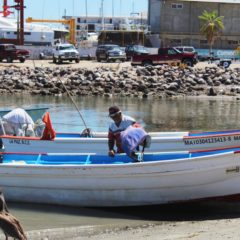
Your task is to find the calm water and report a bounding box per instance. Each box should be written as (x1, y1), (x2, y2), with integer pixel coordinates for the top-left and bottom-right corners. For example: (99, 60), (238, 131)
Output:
(1, 94), (240, 234)
(1, 94), (240, 133)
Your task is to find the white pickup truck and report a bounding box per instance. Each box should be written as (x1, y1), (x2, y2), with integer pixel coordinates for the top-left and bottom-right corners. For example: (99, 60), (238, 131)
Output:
(53, 43), (80, 64)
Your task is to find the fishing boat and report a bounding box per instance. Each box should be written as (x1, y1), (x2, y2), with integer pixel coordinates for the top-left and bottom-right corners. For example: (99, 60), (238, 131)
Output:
(1, 109), (240, 153)
(2, 129), (240, 153)
(1, 148), (240, 207)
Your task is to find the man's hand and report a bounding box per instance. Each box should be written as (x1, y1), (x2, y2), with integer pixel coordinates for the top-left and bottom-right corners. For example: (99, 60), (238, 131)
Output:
(108, 150), (115, 157)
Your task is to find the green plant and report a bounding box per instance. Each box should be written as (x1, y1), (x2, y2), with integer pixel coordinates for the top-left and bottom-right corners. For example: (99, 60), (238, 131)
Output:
(198, 10), (224, 54)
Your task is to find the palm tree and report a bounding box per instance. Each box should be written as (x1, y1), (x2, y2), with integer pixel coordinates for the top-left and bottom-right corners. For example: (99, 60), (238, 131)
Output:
(198, 10), (224, 55)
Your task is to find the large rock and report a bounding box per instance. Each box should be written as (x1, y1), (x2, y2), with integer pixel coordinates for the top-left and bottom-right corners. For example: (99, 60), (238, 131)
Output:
(0, 64), (239, 98)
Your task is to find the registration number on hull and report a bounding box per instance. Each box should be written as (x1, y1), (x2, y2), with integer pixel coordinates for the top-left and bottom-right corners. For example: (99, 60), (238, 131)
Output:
(9, 139), (30, 145)
(184, 135), (240, 146)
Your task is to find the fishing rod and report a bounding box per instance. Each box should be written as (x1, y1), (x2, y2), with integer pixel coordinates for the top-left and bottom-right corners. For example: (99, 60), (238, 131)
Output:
(57, 76), (91, 136)
(31, 58), (91, 136)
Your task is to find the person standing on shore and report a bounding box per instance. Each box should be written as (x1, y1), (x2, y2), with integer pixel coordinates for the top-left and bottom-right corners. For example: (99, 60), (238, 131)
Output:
(108, 106), (136, 157)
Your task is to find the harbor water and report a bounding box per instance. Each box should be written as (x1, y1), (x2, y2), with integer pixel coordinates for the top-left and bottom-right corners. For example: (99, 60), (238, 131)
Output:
(1, 94), (240, 238)
(1, 94), (240, 133)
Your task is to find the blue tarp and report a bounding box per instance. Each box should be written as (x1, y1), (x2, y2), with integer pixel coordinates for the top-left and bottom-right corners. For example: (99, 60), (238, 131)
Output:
(197, 48), (240, 59)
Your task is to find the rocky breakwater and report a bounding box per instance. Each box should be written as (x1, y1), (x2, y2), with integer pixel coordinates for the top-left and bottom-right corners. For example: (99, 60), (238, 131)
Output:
(0, 65), (240, 98)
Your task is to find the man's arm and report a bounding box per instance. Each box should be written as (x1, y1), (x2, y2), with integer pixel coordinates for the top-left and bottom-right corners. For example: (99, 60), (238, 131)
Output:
(108, 131), (115, 156)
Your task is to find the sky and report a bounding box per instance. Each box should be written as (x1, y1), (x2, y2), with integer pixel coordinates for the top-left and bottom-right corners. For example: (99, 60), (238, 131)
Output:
(20, 0), (148, 20)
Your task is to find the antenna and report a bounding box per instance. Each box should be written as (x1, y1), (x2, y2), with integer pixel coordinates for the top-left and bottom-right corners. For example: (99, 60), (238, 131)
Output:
(72, 0), (75, 17)
(101, 0), (104, 30)
(112, 0), (114, 18)
(41, 0), (45, 19)
(85, 0), (88, 33)
(120, 0), (122, 16)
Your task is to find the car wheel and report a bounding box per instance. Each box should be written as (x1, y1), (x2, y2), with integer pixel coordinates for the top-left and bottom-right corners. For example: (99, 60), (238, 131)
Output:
(6, 57), (13, 63)
(107, 56), (113, 62)
(142, 60), (152, 66)
(19, 58), (25, 63)
(222, 61), (230, 68)
(96, 55), (101, 62)
(75, 58), (80, 63)
(183, 59), (193, 66)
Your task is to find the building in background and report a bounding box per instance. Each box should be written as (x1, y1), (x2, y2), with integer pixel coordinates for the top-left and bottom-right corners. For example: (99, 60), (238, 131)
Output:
(0, 16), (54, 45)
(148, 0), (240, 49)
(64, 14), (148, 44)
(0, 15), (69, 46)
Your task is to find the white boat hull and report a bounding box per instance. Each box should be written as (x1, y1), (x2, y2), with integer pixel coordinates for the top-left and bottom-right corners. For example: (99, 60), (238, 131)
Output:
(1, 151), (240, 206)
(2, 130), (240, 153)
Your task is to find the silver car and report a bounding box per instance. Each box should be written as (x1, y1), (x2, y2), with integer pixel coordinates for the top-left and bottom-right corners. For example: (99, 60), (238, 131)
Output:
(96, 44), (126, 62)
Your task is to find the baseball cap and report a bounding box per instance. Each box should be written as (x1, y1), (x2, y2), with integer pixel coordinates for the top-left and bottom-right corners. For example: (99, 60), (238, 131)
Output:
(108, 106), (121, 117)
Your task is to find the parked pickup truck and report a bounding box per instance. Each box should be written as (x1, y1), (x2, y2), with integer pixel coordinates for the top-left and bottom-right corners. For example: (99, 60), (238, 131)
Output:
(0, 44), (30, 63)
(53, 43), (80, 64)
(131, 47), (198, 67)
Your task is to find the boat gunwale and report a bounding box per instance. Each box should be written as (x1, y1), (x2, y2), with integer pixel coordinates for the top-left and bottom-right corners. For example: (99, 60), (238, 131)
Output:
(184, 131), (240, 139)
(0, 150), (237, 169)
(3, 134), (240, 142)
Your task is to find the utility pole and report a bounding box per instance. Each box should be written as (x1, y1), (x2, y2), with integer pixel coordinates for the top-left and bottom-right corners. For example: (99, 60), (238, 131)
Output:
(19, 0), (24, 45)
(15, 0), (24, 45)
(1, 0), (24, 45)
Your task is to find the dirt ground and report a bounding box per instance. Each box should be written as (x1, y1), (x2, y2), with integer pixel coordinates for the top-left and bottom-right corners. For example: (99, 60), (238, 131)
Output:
(79, 219), (240, 240)
(23, 205), (240, 240)
(15, 201), (240, 240)
(0, 59), (131, 70)
(0, 59), (239, 70)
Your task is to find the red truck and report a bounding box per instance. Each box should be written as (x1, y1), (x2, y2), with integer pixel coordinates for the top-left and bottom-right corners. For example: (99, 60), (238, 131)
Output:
(0, 44), (30, 63)
(131, 47), (198, 67)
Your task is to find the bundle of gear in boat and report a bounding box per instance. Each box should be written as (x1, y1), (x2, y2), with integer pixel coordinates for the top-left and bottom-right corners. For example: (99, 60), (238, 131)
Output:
(0, 108), (57, 141)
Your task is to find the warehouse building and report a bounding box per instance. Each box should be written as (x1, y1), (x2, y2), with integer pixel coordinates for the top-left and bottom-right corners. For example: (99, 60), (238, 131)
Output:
(148, 0), (240, 49)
